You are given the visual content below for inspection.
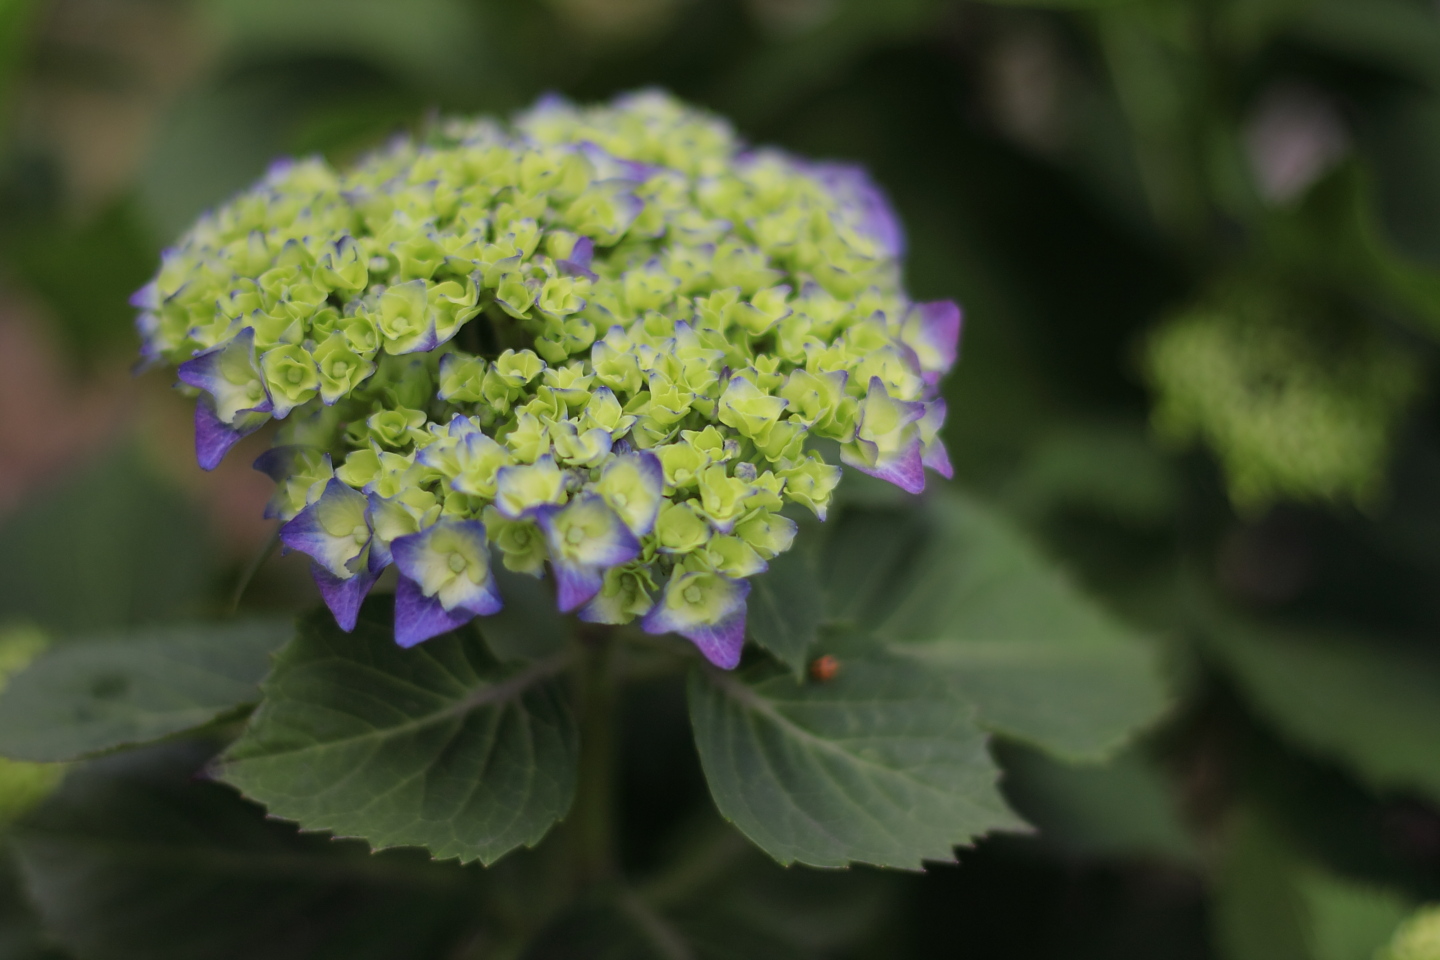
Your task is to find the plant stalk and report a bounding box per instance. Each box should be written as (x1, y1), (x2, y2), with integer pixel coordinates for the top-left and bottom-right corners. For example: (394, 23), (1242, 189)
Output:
(571, 625), (618, 888)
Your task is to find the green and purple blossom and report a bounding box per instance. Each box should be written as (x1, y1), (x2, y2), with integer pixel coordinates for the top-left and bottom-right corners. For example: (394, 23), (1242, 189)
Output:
(135, 90), (961, 667)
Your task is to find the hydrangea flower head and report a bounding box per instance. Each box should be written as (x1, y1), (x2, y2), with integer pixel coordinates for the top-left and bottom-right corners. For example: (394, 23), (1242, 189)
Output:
(135, 90), (962, 668)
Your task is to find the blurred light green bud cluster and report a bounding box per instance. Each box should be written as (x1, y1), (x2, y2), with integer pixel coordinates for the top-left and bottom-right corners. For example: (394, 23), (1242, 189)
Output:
(136, 90), (961, 665)
(1144, 284), (1420, 513)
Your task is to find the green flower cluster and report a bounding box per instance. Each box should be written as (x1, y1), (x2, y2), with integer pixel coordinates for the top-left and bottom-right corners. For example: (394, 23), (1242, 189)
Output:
(136, 91), (960, 666)
(1145, 287), (1419, 512)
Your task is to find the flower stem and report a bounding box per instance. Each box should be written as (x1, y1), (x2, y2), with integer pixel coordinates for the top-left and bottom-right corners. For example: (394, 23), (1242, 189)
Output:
(571, 625), (618, 888)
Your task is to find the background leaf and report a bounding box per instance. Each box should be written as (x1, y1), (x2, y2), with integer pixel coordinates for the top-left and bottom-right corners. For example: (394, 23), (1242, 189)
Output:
(825, 492), (1170, 761)
(222, 597), (579, 865)
(1207, 622), (1440, 804)
(688, 656), (1023, 869)
(0, 619), (290, 763)
(746, 546), (825, 675)
(10, 742), (488, 960)
(0, 448), (218, 636)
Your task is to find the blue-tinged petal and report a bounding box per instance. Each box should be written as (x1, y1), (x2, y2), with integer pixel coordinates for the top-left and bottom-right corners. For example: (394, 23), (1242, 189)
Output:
(901, 300), (962, 383)
(552, 564), (605, 614)
(641, 570), (750, 669)
(535, 494), (642, 572)
(279, 478), (371, 578)
(194, 399), (269, 471)
(253, 445), (333, 520)
(840, 376), (927, 494)
(366, 489), (442, 572)
(394, 574), (476, 648)
(311, 562), (379, 633)
(578, 565), (655, 625)
(594, 451), (663, 536)
(391, 519), (502, 621)
(129, 280), (160, 310)
(803, 161), (906, 258)
(841, 435), (926, 495)
(917, 399), (953, 480)
(178, 327), (273, 424)
(494, 455), (567, 519)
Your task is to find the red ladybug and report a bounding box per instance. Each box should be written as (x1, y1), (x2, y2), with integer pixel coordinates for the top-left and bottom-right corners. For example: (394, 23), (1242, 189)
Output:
(809, 655), (840, 683)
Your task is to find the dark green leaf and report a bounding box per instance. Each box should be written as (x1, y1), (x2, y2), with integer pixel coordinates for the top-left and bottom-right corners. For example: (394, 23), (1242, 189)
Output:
(746, 547), (825, 674)
(0, 620), (290, 763)
(10, 742), (487, 960)
(997, 741), (1197, 863)
(222, 597), (578, 865)
(1208, 623), (1440, 803)
(837, 493), (1170, 761)
(478, 567), (571, 662)
(688, 657), (1023, 869)
(0, 447), (218, 636)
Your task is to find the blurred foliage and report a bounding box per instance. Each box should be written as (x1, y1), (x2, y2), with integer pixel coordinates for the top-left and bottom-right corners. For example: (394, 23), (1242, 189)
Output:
(0, 0), (1437, 957)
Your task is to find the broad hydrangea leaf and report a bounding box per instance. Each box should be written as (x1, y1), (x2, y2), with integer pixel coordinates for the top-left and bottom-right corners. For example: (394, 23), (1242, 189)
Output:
(825, 493), (1170, 762)
(0, 620), (290, 763)
(745, 545), (825, 675)
(11, 742), (488, 960)
(1207, 621), (1440, 803)
(687, 656), (1023, 869)
(221, 598), (577, 865)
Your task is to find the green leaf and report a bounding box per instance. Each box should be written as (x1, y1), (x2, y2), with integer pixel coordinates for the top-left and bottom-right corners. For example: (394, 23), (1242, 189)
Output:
(478, 567), (571, 662)
(1213, 808), (1412, 960)
(828, 493), (1170, 761)
(10, 743), (488, 960)
(746, 547), (825, 674)
(996, 741), (1198, 864)
(688, 656), (1023, 869)
(1207, 623), (1440, 803)
(221, 597), (578, 865)
(0, 620), (290, 763)
(0, 448), (218, 636)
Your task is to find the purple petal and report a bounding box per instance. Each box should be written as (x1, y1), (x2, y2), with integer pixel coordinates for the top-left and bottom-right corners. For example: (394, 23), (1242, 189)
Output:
(803, 161), (906, 258)
(279, 478), (371, 575)
(311, 562), (378, 632)
(641, 574), (751, 669)
(681, 612), (748, 670)
(843, 436), (927, 495)
(394, 575), (475, 648)
(923, 438), (954, 479)
(553, 563), (605, 613)
(906, 300), (963, 381)
(194, 400), (265, 471)
(391, 519), (503, 618)
(557, 259), (598, 281)
(569, 236), (594, 268)
(129, 280), (160, 310)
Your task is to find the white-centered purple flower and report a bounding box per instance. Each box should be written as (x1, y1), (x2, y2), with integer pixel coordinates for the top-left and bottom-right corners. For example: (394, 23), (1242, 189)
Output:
(391, 518), (502, 647)
(534, 494), (643, 612)
(641, 569), (751, 669)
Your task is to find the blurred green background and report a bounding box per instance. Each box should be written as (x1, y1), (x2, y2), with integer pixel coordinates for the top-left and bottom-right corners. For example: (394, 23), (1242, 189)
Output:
(4, 0), (1440, 957)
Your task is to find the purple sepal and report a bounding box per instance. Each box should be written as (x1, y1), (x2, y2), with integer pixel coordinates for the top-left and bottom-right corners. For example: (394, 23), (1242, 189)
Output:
(553, 564), (605, 613)
(194, 400), (265, 471)
(906, 300), (963, 382)
(681, 612), (748, 671)
(569, 236), (594, 269)
(311, 562), (378, 632)
(129, 280), (160, 310)
(391, 519), (503, 619)
(394, 575), (475, 648)
(843, 436), (927, 495)
(803, 161), (906, 258)
(557, 259), (598, 281)
(641, 575), (751, 670)
(923, 438), (954, 479)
